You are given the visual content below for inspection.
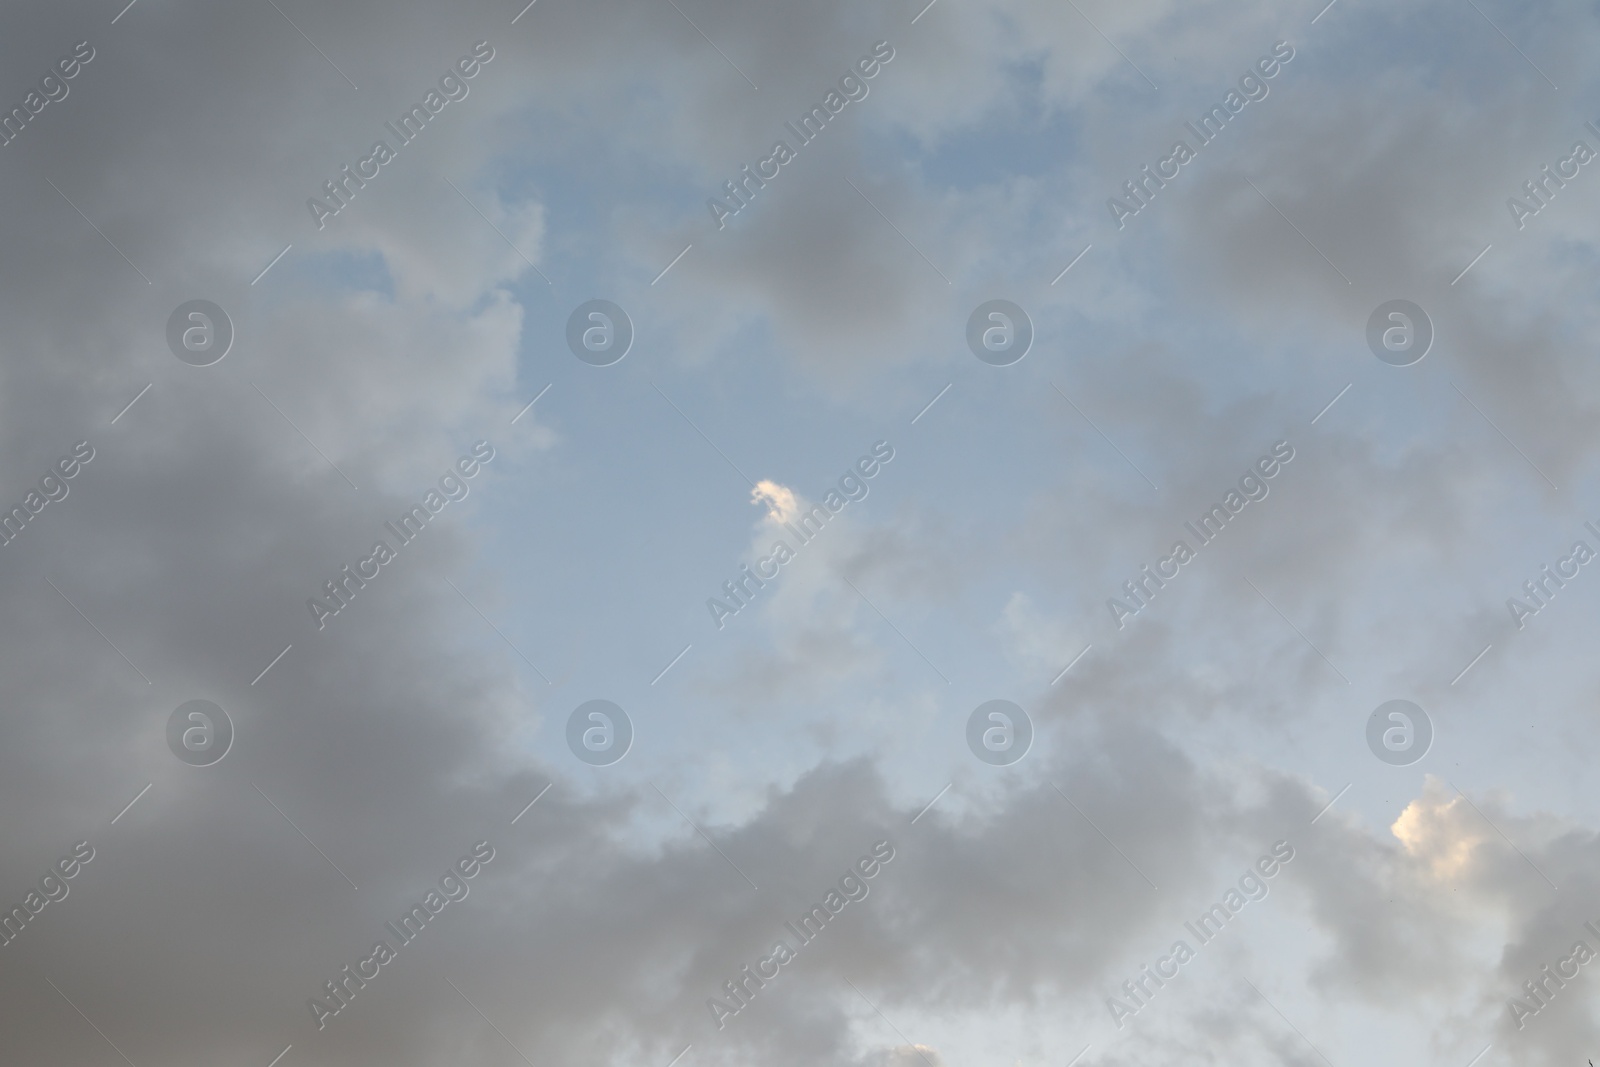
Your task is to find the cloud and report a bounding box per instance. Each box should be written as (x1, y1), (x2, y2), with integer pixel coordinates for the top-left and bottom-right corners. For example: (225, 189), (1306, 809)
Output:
(1390, 777), (1491, 882)
(6, 0), (1600, 1065)
(753, 479), (801, 524)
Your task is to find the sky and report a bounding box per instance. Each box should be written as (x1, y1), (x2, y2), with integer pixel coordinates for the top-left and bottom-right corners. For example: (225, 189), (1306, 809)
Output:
(2, 0), (1600, 1065)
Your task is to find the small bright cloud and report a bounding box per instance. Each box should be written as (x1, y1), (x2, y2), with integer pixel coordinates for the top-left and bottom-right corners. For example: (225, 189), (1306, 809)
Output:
(752, 479), (800, 523)
(1391, 776), (1488, 881)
